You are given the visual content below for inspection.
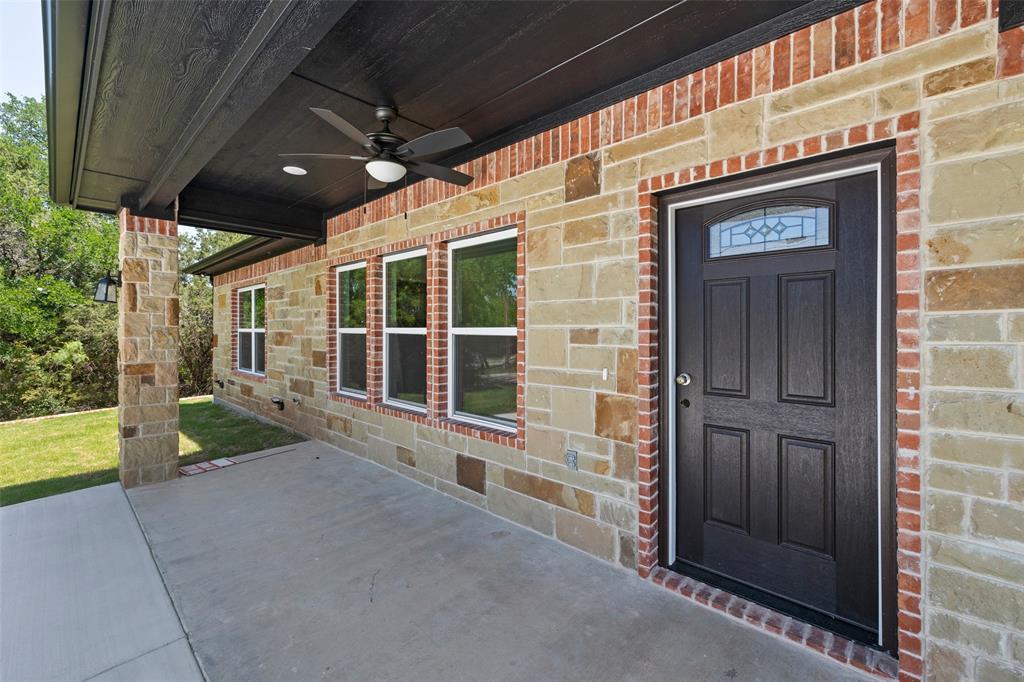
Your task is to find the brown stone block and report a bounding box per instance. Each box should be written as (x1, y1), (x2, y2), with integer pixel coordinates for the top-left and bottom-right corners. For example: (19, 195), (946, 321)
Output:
(926, 265), (1024, 311)
(563, 216), (609, 246)
(121, 257), (149, 283)
(923, 56), (996, 97)
(289, 378), (314, 397)
(456, 454), (487, 495)
(121, 425), (138, 439)
(312, 350), (326, 368)
(503, 469), (595, 517)
(397, 445), (416, 467)
(155, 362), (178, 387)
(616, 348), (638, 395)
(123, 362), (156, 376)
(166, 298), (179, 326)
(123, 283), (137, 312)
(564, 152), (601, 202)
(594, 393), (638, 444)
(271, 331), (293, 347)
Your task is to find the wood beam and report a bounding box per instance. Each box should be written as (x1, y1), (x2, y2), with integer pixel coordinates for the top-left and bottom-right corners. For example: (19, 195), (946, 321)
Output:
(138, 0), (356, 215)
(176, 187), (323, 241)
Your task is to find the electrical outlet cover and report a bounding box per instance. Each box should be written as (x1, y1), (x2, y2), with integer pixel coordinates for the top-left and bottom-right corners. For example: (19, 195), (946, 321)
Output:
(565, 449), (578, 471)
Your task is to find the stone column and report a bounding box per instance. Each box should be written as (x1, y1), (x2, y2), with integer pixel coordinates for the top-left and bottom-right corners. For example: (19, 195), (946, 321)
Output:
(117, 208), (179, 487)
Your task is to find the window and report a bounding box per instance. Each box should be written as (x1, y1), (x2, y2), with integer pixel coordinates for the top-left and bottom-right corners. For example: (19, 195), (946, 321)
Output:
(706, 201), (832, 259)
(336, 262), (367, 396)
(448, 229), (517, 429)
(237, 285), (266, 375)
(383, 249), (428, 410)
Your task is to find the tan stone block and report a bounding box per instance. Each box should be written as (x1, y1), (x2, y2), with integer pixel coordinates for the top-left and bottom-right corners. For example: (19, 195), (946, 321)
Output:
(929, 391), (1024, 436)
(932, 432), (1024, 469)
(924, 56), (997, 97)
(563, 216), (609, 246)
(594, 393), (638, 444)
(927, 346), (1015, 388)
(598, 497), (635, 531)
(527, 328), (567, 368)
(527, 226), (562, 267)
(977, 660), (1024, 682)
(564, 152), (601, 202)
(612, 442), (637, 482)
(926, 265), (1024, 311)
(526, 367), (615, 392)
(928, 101), (1024, 161)
(528, 264), (594, 301)
(526, 385), (550, 410)
(708, 100), (763, 159)
(487, 485), (554, 535)
(927, 314), (1003, 342)
(605, 117), (705, 164)
(766, 94), (874, 145)
(638, 139), (707, 179)
(609, 211), (638, 239)
(567, 433), (609, 457)
(594, 259), (637, 298)
(925, 645), (967, 682)
(563, 240), (623, 264)
(929, 611), (1003, 655)
(927, 492), (967, 534)
(878, 80), (921, 116)
(770, 25), (993, 115)
(929, 537), (1024, 584)
(502, 469), (595, 516)
(501, 164), (564, 202)
(529, 299), (620, 326)
(465, 437), (525, 469)
(928, 79), (1001, 121)
(549, 387), (594, 434)
(526, 425), (567, 463)
(554, 509), (615, 560)
(927, 462), (1004, 498)
(929, 218), (1024, 266)
(929, 565), (1024, 628)
(445, 186), (500, 219)
(929, 151), (1024, 224)
(600, 327), (634, 346)
(382, 415), (416, 449)
(1010, 314), (1024, 341)
(1005, 468), (1024, 503)
(569, 346), (614, 373)
(972, 500), (1024, 544)
(603, 159), (639, 192)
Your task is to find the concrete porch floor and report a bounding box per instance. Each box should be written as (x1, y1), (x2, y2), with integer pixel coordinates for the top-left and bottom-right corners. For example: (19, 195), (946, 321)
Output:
(123, 440), (868, 681)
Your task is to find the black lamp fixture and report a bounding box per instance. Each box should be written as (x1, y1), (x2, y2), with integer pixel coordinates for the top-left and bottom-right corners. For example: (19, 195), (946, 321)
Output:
(94, 271), (121, 304)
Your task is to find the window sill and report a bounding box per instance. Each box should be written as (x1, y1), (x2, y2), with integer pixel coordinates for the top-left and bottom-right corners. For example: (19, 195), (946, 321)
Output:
(231, 369), (267, 382)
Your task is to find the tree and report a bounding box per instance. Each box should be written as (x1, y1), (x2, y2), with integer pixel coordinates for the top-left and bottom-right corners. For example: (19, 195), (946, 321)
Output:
(178, 228), (245, 396)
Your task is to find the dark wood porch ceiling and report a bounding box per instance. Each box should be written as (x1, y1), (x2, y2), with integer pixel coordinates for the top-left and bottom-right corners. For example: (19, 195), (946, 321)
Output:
(46, 0), (863, 246)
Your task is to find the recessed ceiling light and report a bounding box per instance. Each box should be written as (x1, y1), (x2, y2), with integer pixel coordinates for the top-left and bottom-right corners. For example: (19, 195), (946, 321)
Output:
(282, 165), (307, 176)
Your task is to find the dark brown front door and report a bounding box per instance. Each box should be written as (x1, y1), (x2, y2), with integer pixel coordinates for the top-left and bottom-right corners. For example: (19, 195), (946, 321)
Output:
(669, 154), (894, 648)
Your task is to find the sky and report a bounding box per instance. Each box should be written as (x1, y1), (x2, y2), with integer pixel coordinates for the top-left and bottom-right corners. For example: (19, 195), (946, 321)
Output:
(0, 0), (200, 235)
(1, 0), (46, 99)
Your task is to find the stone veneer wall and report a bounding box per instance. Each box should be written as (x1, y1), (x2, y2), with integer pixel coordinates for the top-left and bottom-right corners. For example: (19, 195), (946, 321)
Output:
(118, 209), (179, 487)
(210, 2), (1024, 678)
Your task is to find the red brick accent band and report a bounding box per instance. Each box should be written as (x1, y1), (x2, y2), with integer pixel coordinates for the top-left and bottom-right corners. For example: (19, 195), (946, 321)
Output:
(325, 212), (527, 450)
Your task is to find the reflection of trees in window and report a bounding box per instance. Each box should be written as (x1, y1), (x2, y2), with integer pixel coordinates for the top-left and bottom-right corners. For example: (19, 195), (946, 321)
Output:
(386, 257), (426, 328)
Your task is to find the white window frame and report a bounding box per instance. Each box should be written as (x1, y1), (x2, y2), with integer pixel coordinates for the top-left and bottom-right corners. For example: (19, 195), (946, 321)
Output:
(335, 261), (367, 398)
(236, 284), (266, 376)
(382, 248), (428, 413)
(447, 228), (518, 432)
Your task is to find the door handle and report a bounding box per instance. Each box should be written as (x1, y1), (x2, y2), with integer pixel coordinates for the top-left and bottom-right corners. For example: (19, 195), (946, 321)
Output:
(675, 372), (692, 386)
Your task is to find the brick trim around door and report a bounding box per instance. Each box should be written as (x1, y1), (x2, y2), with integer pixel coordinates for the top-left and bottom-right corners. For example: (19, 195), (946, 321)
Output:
(636, 115), (922, 679)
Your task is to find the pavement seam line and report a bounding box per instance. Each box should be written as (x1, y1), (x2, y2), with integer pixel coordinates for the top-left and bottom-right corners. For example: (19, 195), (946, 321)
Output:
(120, 484), (210, 682)
(79, 635), (187, 682)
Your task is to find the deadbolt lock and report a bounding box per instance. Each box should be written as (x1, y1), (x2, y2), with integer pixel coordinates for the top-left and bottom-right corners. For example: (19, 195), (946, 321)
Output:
(675, 372), (692, 386)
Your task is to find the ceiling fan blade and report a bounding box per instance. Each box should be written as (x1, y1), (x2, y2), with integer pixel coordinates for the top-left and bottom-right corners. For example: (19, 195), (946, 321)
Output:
(396, 127), (472, 158)
(367, 176), (387, 190)
(278, 153), (370, 161)
(310, 108), (378, 151)
(406, 160), (473, 187)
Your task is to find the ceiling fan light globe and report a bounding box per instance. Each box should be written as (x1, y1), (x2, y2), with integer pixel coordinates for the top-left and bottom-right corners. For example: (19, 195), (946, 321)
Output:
(365, 159), (406, 183)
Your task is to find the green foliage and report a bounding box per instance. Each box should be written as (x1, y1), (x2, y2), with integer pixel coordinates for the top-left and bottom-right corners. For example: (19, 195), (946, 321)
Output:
(0, 93), (244, 419)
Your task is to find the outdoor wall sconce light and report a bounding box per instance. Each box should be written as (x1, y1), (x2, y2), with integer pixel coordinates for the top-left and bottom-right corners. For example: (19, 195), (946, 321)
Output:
(93, 271), (120, 304)
(215, 378), (225, 389)
(270, 396), (285, 410)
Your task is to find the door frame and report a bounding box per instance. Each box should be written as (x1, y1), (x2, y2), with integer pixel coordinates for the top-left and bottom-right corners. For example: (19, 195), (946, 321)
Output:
(656, 145), (897, 652)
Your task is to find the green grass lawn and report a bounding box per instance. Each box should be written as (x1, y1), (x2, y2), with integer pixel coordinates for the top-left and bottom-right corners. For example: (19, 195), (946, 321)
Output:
(0, 396), (304, 507)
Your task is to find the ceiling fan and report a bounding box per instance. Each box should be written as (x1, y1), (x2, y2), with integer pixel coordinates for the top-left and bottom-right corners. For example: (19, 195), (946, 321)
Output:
(280, 105), (474, 189)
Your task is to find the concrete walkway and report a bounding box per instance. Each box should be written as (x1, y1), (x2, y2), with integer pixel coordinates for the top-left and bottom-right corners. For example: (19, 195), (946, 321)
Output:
(0, 484), (202, 681)
(128, 441), (868, 682)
